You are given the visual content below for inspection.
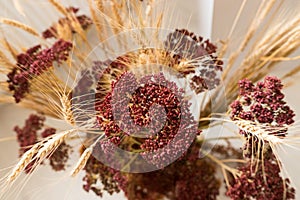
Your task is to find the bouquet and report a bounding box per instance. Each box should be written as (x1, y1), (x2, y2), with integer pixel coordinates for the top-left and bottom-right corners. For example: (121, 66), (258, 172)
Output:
(0, 1), (300, 199)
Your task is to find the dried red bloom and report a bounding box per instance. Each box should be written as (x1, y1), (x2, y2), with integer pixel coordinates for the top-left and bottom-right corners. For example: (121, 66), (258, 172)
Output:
(82, 140), (221, 200)
(14, 114), (45, 173)
(231, 76), (294, 126)
(226, 152), (295, 200)
(7, 39), (73, 102)
(42, 7), (93, 39)
(164, 29), (223, 94)
(122, 142), (220, 200)
(96, 71), (198, 168)
(14, 114), (70, 172)
(14, 114), (45, 156)
(230, 76), (295, 158)
(82, 144), (123, 197)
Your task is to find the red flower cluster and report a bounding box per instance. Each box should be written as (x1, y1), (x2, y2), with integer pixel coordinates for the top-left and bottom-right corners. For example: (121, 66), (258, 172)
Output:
(82, 144), (124, 197)
(7, 40), (73, 102)
(227, 151), (295, 200)
(14, 114), (45, 156)
(230, 76), (295, 158)
(14, 114), (71, 172)
(165, 29), (223, 94)
(82, 142), (221, 200)
(96, 71), (198, 167)
(42, 7), (93, 39)
(231, 76), (295, 126)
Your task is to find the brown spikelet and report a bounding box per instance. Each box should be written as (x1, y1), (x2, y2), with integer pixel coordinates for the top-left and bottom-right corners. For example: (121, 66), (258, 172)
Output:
(0, 18), (39, 37)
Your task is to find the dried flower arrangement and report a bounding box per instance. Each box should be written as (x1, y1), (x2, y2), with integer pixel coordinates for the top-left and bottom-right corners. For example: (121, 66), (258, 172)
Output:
(0, 0), (300, 199)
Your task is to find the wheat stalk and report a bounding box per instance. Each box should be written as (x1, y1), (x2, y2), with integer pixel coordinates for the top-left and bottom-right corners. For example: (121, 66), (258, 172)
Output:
(36, 129), (75, 160)
(48, 0), (68, 16)
(6, 129), (76, 185)
(6, 145), (39, 183)
(0, 18), (40, 37)
(70, 134), (104, 177)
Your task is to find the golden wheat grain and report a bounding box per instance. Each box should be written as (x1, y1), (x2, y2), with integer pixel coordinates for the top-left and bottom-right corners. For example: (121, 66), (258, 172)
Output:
(36, 129), (76, 160)
(7, 145), (39, 183)
(221, 0), (277, 80)
(239, 0), (276, 51)
(48, 0), (68, 16)
(60, 94), (75, 126)
(262, 55), (300, 61)
(56, 22), (72, 41)
(70, 133), (105, 177)
(5, 129), (76, 188)
(0, 18), (39, 37)
(234, 120), (284, 145)
(70, 148), (92, 177)
(88, 0), (106, 42)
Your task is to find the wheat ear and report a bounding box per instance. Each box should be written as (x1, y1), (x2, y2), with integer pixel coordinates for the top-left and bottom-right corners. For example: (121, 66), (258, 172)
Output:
(60, 94), (75, 126)
(70, 135), (104, 177)
(7, 145), (39, 183)
(48, 0), (68, 16)
(0, 18), (39, 37)
(36, 129), (75, 159)
(234, 120), (284, 145)
(6, 129), (76, 185)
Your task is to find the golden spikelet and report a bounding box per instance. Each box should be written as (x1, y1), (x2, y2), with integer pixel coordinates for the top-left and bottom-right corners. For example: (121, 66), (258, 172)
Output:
(70, 148), (92, 177)
(56, 22), (72, 41)
(7, 145), (39, 183)
(233, 120), (284, 145)
(60, 94), (75, 126)
(36, 129), (75, 160)
(48, 0), (68, 16)
(0, 18), (40, 37)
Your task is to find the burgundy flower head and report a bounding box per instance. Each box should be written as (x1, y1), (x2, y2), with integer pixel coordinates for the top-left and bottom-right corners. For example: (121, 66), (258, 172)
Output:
(230, 76), (295, 158)
(231, 76), (294, 126)
(96, 71), (198, 168)
(42, 7), (93, 39)
(165, 29), (223, 94)
(14, 114), (70, 172)
(227, 152), (295, 200)
(7, 39), (73, 102)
